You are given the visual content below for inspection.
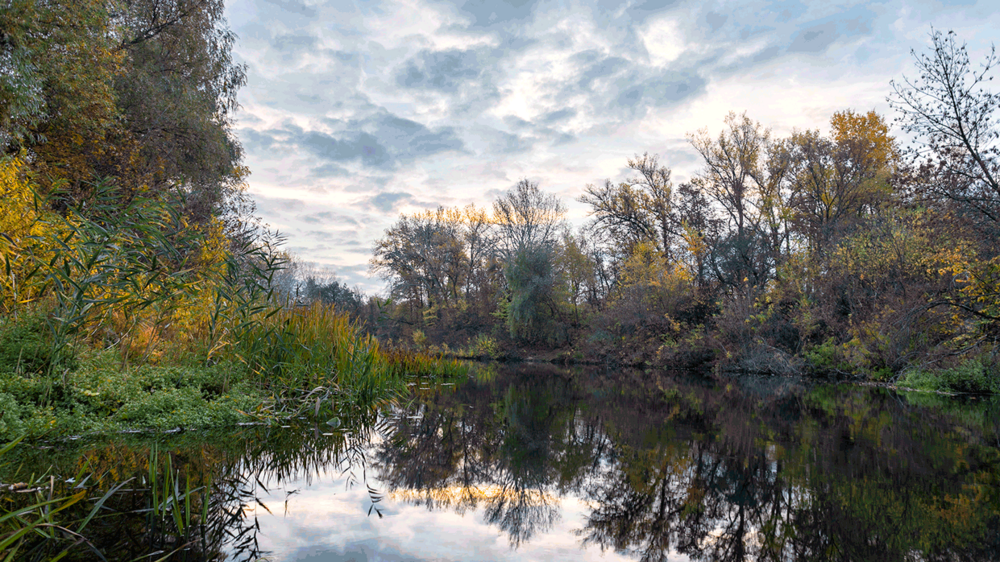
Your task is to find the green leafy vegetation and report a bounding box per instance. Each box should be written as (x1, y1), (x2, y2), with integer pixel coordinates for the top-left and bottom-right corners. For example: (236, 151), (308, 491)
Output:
(899, 359), (1000, 394)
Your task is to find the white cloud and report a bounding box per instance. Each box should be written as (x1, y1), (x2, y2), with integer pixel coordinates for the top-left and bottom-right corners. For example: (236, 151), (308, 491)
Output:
(639, 15), (685, 66)
(236, 464), (662, 562)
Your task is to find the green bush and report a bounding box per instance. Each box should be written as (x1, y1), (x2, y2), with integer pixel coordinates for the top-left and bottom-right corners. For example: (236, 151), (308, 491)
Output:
(471, 333), (500, 359)
(0, 392), (25, 436)
(899, 359), (998, 394)
(803, 338), (850, 373)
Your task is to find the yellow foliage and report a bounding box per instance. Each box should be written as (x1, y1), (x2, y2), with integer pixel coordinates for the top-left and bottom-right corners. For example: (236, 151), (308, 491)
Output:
(830, 109), (900, 170)
(0, 156), (64, 311)
(615, 241), (692, 312)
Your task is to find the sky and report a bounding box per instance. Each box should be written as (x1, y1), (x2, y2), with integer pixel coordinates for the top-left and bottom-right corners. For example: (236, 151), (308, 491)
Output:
(222, 0), (999, 292)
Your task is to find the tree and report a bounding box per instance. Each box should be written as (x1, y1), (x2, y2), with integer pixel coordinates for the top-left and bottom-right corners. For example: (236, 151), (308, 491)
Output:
(555, 231), (594, 323)
(689, 112), (790, 288)
(370, 208), (467, 314)
(786, 111), (899, 254)
(492, 179), (565, 261)
(672, 182), (720, 286)
(112, 0), (248, 220)
(1, 0), (121, 183)
(1, 0), (246, 220)
(689, 113), (768, 241)
(580, 153), (675, 259)
(889, 29), (1000, 228)
(492, 179), (567, 341)
(461, 204), (498, 310)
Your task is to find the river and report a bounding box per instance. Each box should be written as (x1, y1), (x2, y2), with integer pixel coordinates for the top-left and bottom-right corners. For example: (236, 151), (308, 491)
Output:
(4, 363), (999, 561)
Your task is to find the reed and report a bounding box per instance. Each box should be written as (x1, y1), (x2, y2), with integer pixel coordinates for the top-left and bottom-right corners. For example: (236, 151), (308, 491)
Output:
(0, 436), (134, 561)
(0, 420), (395, 561)
(237, 302), (406, 411)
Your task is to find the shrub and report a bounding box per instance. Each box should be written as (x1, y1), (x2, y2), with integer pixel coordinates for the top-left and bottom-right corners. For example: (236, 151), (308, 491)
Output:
(899, 359), (999, 394)
(0, 392), (26, 436)
(471, 333), (500, 359)
(804, 338), (851, 374)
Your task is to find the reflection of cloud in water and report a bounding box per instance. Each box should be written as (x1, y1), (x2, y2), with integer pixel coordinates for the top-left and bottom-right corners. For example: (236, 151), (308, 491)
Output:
(240, 464), (640, 562)
(390, 484), (554, 513)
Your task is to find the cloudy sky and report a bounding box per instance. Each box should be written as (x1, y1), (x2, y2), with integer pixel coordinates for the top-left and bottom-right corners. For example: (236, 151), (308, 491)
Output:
(223, 0), (998, 292)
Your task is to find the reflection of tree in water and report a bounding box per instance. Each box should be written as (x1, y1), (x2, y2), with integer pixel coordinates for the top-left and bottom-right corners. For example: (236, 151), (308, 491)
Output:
(15, 368), (999, 561)
(375, 375), (601, 546)
(579, 438), (784, 562)
(576, 383), (1000, 562)
(373, 367), (1000, 561)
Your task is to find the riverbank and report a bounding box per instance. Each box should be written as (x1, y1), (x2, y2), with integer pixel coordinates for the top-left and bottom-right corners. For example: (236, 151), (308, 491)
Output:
(438, 335), (999, 396)
(0, 306), (468, 441)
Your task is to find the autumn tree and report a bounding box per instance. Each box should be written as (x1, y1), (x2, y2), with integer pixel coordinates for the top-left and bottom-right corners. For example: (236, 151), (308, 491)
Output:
(786, 110), (899, 254)
(493, 179), (567, 341)
(112, 0), (247, 220)
(689, 112), (790, 289)
(1, 0), (246, 220)
(580, 153), (675, 260)
(0, 0), (121, 184)
(555, 231), (594, 324)
(672, 182), (720, 286)
(371, 208), (467, 317)
(460, 204), (499, 313)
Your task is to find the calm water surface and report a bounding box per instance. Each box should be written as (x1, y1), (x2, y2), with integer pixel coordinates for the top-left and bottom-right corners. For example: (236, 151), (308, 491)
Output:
(6, 364), (1000, 561)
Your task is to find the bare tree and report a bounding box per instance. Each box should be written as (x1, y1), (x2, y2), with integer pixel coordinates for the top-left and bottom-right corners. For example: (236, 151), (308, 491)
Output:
(492, 178), (566, 260)
(889, 29), (1000, 225)
(579, 153), (674, 259)
(689, 112), (789, 288)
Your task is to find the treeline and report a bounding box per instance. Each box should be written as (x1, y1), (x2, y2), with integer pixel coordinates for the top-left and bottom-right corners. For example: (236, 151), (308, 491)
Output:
(371, 30), (1000, 389)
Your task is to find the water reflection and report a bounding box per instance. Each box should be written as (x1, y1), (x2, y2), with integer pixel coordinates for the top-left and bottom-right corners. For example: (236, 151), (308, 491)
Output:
(3, 365), (999, 561)
(372, 365), (1000, 561)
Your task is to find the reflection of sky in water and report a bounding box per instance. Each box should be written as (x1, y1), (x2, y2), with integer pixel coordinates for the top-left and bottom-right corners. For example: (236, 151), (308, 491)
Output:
(236, 464), (687, 561)
(201, 369), (1000, 562)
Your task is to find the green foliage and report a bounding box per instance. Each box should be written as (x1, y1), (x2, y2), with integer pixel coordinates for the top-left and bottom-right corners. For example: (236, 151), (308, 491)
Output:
(0, 392), (25, 436)
(471, 333), (501, 359)
(505, 247), (560, 342)
(899, 359), (1000, 394)
(803, 338), (851, 373)
(32, 182), (200, 377)
(0, 310), (62, 374)
(0, 351), (257, 438)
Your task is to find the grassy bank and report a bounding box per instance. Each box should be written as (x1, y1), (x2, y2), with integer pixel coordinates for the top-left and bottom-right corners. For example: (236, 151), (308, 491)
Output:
(0, 307), (466, 441)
